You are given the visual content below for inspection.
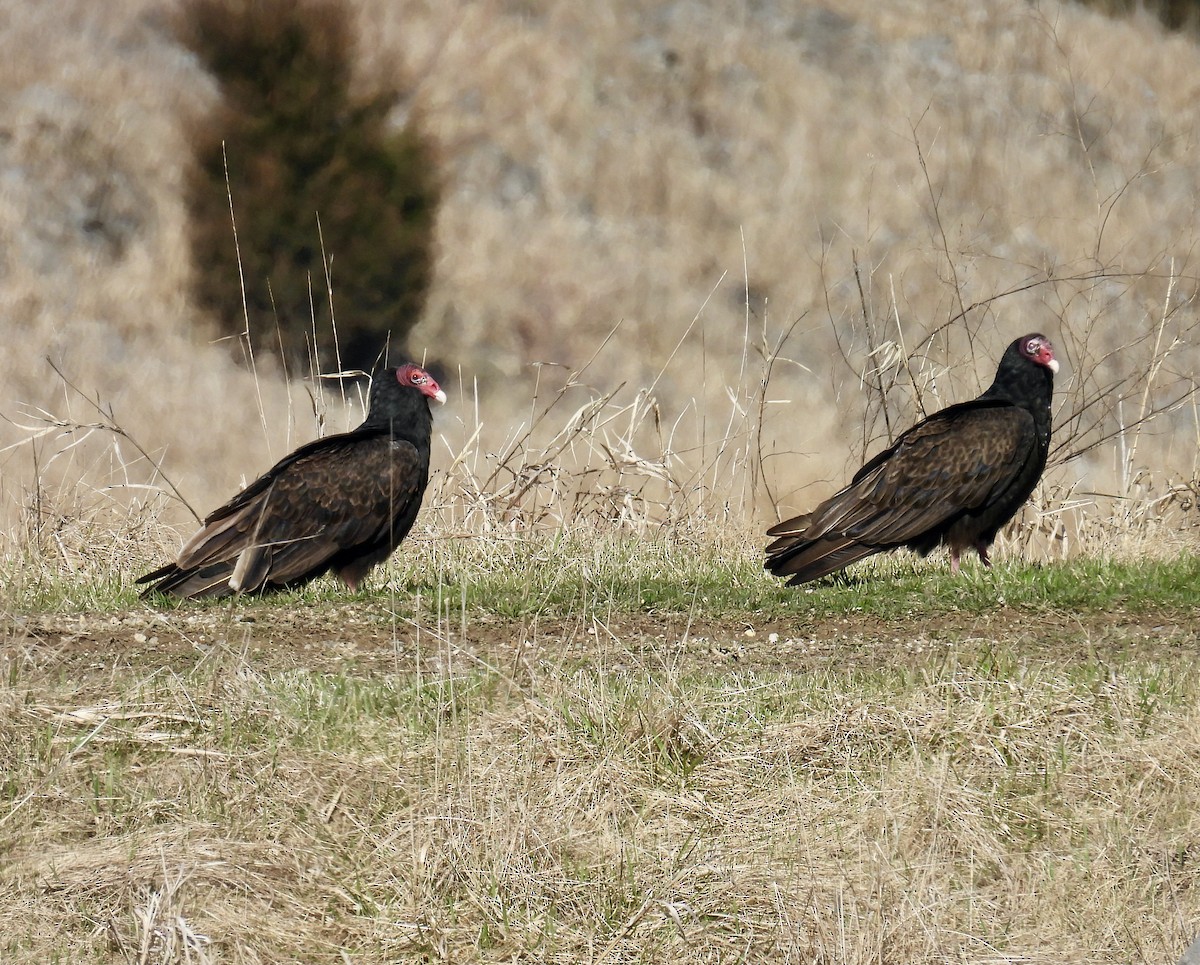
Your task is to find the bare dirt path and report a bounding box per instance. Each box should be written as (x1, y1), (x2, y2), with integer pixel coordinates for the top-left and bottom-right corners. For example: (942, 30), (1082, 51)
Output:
(7, 602), (1199, 683)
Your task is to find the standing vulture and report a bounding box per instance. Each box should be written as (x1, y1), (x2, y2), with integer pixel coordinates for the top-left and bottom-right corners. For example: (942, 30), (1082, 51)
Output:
(766, 333), (1058, 585)
(138, 363), (446, 599)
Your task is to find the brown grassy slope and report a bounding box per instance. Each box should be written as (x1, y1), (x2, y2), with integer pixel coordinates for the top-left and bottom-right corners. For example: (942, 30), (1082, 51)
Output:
(1, 0), (1199, 546)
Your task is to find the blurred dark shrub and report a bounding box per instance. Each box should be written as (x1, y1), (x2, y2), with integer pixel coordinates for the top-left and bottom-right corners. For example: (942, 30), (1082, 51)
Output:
(178, 0), (439, 371)
(1080, 0), (1199, 32)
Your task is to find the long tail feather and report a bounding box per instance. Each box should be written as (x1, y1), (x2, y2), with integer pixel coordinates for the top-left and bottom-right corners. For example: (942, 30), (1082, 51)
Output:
(765, 534), (881, 585)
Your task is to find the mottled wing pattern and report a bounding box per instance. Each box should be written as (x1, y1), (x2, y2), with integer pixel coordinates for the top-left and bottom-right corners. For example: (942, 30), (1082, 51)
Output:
(822, 405), (1035, 542)
(766, 404), (1035, 583)
(143, 437), (424, 596)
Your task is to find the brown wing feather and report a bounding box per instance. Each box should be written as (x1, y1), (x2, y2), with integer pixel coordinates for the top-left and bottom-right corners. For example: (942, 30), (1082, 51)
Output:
(233, 442), (424, 588)
(767, 405), (1035, 583)
(809, 407), (1033, 543)
(155, 438), (424, 595)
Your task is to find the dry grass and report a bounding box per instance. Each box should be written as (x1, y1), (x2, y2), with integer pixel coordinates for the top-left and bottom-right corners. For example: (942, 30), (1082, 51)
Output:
(2, 641), (1198, 962)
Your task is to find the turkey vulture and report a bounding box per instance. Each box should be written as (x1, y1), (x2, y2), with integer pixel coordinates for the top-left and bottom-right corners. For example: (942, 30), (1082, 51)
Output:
(138, 363), (446, 599)
(766, 333), (1058, 585)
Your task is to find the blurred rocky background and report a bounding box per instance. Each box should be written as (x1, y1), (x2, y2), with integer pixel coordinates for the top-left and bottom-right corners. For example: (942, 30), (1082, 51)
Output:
(2, 0), (1199, 543)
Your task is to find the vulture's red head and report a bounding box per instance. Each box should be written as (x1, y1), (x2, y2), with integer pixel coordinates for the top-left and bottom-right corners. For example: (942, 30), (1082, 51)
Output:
(1019, 334), (1059, 375)
(397, 363), (447, 404)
